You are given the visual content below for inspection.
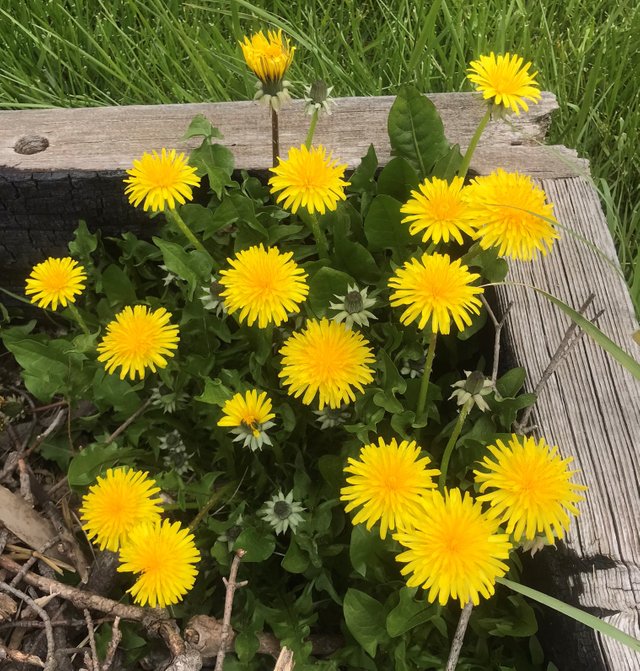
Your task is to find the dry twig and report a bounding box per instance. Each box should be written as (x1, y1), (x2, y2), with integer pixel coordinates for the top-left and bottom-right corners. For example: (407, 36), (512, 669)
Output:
(0, 642), (45, 667)
(445, 601), (473, 671)
(214, 549), (247, 671)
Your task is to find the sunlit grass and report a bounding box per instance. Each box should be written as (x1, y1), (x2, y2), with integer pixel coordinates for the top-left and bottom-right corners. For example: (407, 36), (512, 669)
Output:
(0, 0), (638, 309)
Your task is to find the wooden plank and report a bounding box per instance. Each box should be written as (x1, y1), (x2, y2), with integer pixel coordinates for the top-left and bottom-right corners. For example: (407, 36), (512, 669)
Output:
(494, 176), (640, 670)
(0, 92), (586, 177)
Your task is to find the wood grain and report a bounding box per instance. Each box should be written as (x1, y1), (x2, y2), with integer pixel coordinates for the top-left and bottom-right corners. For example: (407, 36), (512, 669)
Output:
(494, 176), (640, 670)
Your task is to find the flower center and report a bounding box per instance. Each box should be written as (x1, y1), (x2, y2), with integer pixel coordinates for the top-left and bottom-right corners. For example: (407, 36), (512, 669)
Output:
(273, 501), (292, 519)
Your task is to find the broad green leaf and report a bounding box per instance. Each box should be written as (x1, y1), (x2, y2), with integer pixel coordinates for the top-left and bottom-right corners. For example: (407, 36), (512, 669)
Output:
(68, 220), (98, 261)
(282, 537), (310, 574)
(196, 377), (233, 406)
(153, 237), (212, 297)
(386, 587), (435, 637)
(377, 157), (420, 202)
(349, 144), (378, 195)
(100, 264), (137, 306)
(349, 525), (389, 580)
(183, 114), (223, 140)
(333, 239), (380, 284)
(67, 442), (135, 487)
(234, 526), (276, 562)
(387, 85), (450, 178)
(343, 589), (387, 657)
(499, 578), (640, 653)
(431, 144), (464, 180)
(307, 267), (353, 317)
(364, 195), (413, 251)
(496, 367), (527, 398)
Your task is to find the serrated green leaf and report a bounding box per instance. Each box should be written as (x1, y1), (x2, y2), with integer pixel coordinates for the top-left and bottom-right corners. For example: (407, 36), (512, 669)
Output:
(386, 587), (435, 637)
(349, 144), (378, 195)
(67, 442), (135, 487)
(153, 237), (212, 297)
(183, 114), (223, 140)
(196, 377), (233, 406)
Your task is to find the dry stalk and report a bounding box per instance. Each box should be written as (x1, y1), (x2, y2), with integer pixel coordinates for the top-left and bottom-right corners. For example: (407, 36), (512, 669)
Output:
(214, 549), (247, 671)
(445, 600), (473, 671)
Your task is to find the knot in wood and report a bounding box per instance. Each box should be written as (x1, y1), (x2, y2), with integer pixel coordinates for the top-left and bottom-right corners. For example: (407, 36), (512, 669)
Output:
(14, 135), (49, 155)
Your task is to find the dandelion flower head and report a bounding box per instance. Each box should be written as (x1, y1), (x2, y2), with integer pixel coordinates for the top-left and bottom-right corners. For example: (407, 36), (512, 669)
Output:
(388, 253), (483, 334)
(240, 29), (295, 84)
(474, 434), (587, 544)
(79, 468), (163, 552)
(269, 145), (350, 215)
(25, 257), (87, 311)
(97, 305), (180, 380)
(218, 389), (276, 451)
(467, 52), (541, 115)
(124, 148), (201, 213)
(400, 177), (477, 245)
(118, 519), (200, 608)
(219, 244), (309, 328)
(394, 488), (512, 607)
(279, 318), (375, 410)
(466, 169), (559, 261)
(341, 437), (440, 539)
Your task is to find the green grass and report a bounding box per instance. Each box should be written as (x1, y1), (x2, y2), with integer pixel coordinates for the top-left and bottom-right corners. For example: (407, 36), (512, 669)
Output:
(1, 0), (638, 310)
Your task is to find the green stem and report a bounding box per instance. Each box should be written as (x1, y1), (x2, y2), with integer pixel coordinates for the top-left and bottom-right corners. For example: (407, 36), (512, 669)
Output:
(165, 208), (210, 256)
(438, 397), (474, 489)
(189, 481), (235, 531)
(304, 108), (319, 148)
(458, 107), (492, 179)
(307, 212), (329, 259)
(67, 302), (90, 335)
(416, 333), (438, 421)
(271, 107), (280, 167)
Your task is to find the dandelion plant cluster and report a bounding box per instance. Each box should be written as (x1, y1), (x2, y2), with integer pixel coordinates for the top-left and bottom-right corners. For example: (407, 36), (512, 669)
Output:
(6, 30), (597, 670)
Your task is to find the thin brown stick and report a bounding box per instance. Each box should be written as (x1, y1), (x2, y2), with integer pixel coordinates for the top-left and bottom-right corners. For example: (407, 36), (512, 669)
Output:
(10, 536), (60, 587)
(101, 616), (121, 671)
(105, 398), (152, 444)
(482, 296), (514, 385)
(31, 400), (68, 414)
(214, 549), (246, 671)
(85, 609), (99, 671)
(0, 581), (56, 671)
(0, 642), (45, 667)
(445, 601), (473, 671)
(25, 408), (67, 457)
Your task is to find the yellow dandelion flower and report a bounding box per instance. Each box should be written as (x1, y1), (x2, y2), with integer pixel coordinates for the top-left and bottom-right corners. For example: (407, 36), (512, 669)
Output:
(467, 52), (541, 115)
(25, 257), (87, 311)
(240, 29), (295, 84)
(219, 244), (309, 328)
(388, 253), (483, 335)
(279, 318), (375, 410)
(394, 488), (512, 607)
(341, 437), (440, 539)
(400, 177), (477, 245)
(118, 519), (200, 608)
(466, 169), (559, 261)
(218, 390), (276, 451)
(79, 468), (163, 552)
(97, 305), (179, 380)
(269, 145), (350, 215)
(124, 148), (201, 213)
(474, 434), (587, 544)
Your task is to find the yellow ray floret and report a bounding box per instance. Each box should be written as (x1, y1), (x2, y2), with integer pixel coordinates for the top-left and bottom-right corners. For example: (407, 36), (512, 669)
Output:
(269, 145), (350, 215)
(465, 169), (559, 261)
(394, 488), (512, 607)
(400, 176), (477, 245)
(25, 257), (87, 311)
(341, 437), (440, 539)
(388, 253), (483, 334)
(467, 52), (541, 115)
(124, 148), (201, 212)
(219, 244), (309, 328)
(79, 468), (163, 552)
(240, 29), (295, 84)
(279, 318), (375, 410)
(118, 519), (200, 608)
(97, 305), (179, 380)
(474, 434), (587, 544)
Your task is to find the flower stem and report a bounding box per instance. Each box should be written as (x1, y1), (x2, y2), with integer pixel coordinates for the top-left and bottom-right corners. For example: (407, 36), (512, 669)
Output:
(307, 212), (329, 259)
(304, 108), (319, 148)
(438, 397), (474, 489)
(67, 303), (90, 335)
(165, 208), (210, 256)
(189, 481), (236, 531)
(458, 107), (492, 179)
(445, 601), (474, 671)
(416, 333), (437, 422)
(271, 107), (280, 167)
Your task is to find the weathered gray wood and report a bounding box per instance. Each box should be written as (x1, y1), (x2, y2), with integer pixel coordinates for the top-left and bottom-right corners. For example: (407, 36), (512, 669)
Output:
(494, 176), (640, 670)
(0, 92), (585, 176)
